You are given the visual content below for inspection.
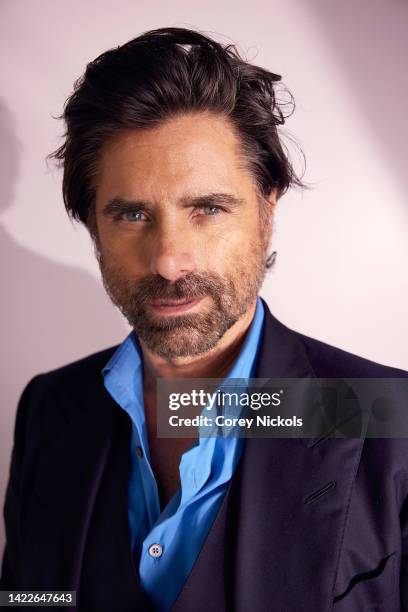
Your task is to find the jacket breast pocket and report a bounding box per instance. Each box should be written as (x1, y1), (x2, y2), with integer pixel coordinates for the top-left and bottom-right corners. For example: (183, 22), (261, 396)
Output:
(333, 552), (398, 612)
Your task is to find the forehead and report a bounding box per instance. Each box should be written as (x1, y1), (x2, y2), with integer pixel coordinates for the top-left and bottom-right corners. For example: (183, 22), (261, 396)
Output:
(96, 112), (254, 202)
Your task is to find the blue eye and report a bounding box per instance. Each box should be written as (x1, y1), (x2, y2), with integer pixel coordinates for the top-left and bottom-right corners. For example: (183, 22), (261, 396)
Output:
(201, 205), (222, 215)
(121, 210), (148, 222)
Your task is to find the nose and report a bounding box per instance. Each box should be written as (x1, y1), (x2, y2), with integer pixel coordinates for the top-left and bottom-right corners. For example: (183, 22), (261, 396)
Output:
(149, 220), (197, 281)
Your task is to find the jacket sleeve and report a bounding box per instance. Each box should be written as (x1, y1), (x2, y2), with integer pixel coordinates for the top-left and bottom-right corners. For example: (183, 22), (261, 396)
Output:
(0, 376), (43, 589)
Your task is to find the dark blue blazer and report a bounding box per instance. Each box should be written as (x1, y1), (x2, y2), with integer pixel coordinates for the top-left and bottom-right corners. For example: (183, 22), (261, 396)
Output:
(2, 299), (408, 611)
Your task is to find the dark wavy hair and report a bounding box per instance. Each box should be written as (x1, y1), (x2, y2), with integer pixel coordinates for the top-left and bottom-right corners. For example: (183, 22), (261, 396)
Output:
(49, 27), (306, 230)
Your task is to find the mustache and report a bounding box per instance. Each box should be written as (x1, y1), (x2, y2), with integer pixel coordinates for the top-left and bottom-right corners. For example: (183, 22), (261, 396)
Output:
(129, 273), (226, 305)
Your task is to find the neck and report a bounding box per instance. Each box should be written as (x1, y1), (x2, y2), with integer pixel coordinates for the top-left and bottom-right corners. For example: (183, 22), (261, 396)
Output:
(140, 299), (257, 392)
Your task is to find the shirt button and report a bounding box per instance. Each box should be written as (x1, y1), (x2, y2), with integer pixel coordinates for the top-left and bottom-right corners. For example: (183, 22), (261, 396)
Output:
(148, 543), (163, 558)
(136, 446), (143, 459)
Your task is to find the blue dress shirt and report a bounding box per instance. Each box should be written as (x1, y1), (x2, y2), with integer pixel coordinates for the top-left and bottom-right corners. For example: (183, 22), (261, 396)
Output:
(102, 297), (265, 611)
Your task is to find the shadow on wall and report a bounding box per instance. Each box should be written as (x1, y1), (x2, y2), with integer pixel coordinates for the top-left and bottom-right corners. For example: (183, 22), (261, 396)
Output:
(0, 100), (126, 552)
(310, 0), (408, 202)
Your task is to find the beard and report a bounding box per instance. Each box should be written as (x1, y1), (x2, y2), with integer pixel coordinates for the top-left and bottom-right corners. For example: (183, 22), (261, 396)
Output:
(96, 237), (268, 360)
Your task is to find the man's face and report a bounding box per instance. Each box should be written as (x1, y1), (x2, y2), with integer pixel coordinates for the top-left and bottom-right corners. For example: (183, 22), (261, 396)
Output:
(93, 112), (275, 359)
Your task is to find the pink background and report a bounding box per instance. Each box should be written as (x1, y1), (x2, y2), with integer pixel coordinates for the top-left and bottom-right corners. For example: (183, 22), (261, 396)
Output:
(1, 0), (407, 553)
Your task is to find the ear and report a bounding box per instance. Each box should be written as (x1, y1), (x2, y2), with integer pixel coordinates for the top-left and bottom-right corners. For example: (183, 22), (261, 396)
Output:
(268, 188), (278, 208)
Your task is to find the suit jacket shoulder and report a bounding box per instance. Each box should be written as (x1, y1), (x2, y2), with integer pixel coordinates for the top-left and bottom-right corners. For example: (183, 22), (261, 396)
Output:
(10, 345), (121, 448)
(34, 344), (120, 392)
(292, 328), (407, 378)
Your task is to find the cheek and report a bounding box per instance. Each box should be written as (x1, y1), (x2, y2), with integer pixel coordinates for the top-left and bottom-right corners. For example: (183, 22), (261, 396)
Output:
(97, 231), (141, 277)
(218, 216), (262, 249)
(98, 220), (138, 256)
(97, 230), (120, 262)
(209, 230), (258, 276)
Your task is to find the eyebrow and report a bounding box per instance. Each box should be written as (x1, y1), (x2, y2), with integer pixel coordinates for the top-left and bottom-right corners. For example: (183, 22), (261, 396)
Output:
(101, 193), (245, 217)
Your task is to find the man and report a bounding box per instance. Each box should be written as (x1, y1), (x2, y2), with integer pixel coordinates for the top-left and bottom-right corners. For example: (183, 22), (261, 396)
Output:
(1, 27), (407, 611)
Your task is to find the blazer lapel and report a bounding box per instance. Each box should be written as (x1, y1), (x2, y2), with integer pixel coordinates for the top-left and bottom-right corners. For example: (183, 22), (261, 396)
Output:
(19, 368), (150, 609)
(173, 299), (365, 611)
(19, 377), (114, 590)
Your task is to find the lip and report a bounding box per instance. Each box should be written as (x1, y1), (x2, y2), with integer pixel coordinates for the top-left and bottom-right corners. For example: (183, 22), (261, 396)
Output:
(148, 297), (203, 315)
